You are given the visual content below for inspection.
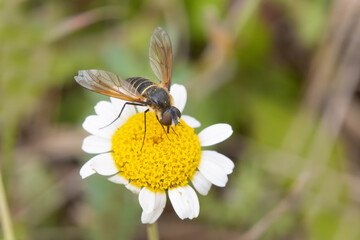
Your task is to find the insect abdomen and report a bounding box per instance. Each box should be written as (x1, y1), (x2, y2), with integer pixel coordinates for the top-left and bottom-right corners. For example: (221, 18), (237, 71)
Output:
(126, 77), (156, 95)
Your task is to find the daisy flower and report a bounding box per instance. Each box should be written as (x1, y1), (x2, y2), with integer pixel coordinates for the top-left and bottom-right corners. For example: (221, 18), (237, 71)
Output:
(80, 84), (234, 224)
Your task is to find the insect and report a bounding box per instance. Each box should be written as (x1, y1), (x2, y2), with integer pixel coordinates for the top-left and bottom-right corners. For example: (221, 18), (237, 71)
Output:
(74, 27), (181, 149)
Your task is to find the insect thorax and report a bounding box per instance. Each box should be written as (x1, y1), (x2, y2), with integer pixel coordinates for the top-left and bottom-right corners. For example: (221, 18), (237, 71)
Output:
(126, 77), (171, 112)
(146, 86), (171, 112)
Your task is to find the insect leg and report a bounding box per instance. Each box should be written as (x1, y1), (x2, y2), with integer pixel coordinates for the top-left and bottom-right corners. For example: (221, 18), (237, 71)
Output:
(156, 116), (170, 140)
(100, 102), (146, 129)
(170, 127), (178, 136)
(140, 109), (149, 152)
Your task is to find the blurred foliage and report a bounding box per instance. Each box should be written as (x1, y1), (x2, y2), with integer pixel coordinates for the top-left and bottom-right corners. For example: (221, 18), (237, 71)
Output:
(1, 0), (360, 239)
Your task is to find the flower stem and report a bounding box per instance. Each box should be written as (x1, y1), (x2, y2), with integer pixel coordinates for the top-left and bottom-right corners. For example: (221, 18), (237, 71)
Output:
(0, 170), (15, 240)
(146, 222), (159, 240)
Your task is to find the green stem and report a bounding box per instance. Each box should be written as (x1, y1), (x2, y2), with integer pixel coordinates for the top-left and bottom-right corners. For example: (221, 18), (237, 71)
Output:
(0, 169), (15, 240)
(146, 222), (159, 240)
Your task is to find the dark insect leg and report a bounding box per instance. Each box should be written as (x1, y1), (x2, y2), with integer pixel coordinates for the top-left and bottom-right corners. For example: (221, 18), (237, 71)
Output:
(100, 102), (145, 129)
(140, 109), (149, 152)
(171, 127), (178, 136)
(156, 116), (170, 140)
(167, 126), (170, 134)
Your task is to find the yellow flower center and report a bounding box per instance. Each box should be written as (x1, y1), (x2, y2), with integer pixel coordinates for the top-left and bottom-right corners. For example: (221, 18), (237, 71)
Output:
(111, 112), (201, 192)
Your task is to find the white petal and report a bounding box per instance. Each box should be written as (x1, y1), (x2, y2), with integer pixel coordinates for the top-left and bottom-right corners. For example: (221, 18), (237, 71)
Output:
(110, 97), (137, 122)
(170, 84), (187, 113)
(139, 188), (156, 213)
(110, 97), (126, 107)
(108, 175), (141, 194)
(79, 159), (96, 179)
(201, 151), (234, 174)
(136, 105), (148, 113)
(185, 186), (200, 218)
(90, 153), (118, 176)
(192, 171), (212, 195)
(139, 189), (166, 224)
(108, 174), (129, 185)
(81, 135), (112, 154)
(141, 205), (165, 224)
(182, 115), (201, 128)
(94, 99), (135, 129)
(125, 183), (141, 194)
(168, 187), (188, 219)
(94, 101), (115, 120)
(198, 157), (228, 187)
(82, 115), (117, 139)
(168, 186), (199, 220)
(198, 124), (233, 147)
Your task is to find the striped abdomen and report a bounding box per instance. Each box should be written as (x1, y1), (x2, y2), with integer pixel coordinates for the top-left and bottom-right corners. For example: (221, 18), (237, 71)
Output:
(126, 77), (157, 96)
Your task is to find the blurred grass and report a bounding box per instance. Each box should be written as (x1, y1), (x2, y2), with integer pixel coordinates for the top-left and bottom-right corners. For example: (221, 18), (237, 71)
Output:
(1, 0), (360, 239)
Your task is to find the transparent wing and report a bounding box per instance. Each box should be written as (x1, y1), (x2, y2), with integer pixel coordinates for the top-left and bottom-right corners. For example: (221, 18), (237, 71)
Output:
(149, 27), (173, 90)
(74, 70), (148, 103)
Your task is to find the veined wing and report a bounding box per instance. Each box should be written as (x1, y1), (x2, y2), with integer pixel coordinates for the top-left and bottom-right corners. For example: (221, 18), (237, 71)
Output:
(74, 70), (148, 104)
(149, 27), (173, 90)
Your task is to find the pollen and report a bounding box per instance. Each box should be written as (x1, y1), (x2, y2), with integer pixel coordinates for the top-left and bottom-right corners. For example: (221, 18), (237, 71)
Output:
(111, 112), (201, 192)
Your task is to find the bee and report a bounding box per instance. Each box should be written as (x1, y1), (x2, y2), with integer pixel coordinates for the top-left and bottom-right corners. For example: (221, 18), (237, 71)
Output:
(74, 27), (181, 148)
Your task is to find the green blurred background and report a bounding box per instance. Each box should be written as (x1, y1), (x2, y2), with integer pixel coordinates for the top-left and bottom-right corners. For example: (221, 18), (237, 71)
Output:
(1, 0), (360, 239)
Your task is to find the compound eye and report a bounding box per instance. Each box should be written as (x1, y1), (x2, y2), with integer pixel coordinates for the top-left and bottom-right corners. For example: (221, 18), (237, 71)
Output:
(160, 111), (172, 126)
(173, 107), (181, 118)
